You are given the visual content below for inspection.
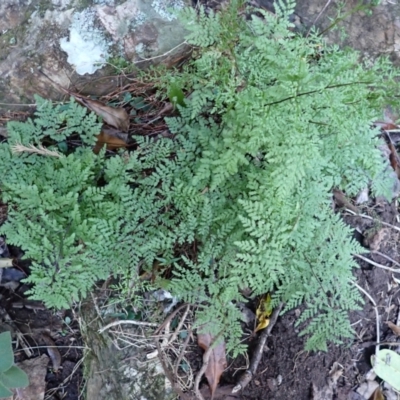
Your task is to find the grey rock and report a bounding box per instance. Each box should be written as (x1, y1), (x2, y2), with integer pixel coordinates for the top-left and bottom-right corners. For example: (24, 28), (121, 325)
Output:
(0, 0), (191, 113)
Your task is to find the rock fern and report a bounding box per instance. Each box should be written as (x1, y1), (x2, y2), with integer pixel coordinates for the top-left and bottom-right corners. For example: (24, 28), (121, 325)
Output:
(0, 0), (399, 353)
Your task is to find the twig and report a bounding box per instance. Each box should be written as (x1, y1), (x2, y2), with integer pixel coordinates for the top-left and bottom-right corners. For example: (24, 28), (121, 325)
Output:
(354, 254), (400, 274)
(232, 302), (284, 394)
(153, 303), (191, 335)
(173, 327), (192, 378)
(372, 250), (400, 268)
(345, 209), (400, 233)
(166, 304), (191, 347)
(306, 0), (332, 37)
(155, 333), (191, 400)
(98, 319), (158, 333)
(133, 41), (189, 64)
(351, 280), (380, 355)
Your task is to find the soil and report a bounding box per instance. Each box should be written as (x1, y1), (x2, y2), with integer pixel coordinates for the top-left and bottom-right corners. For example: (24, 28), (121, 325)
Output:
(193, 198), (400, 400)
(0, 250), (83, 400)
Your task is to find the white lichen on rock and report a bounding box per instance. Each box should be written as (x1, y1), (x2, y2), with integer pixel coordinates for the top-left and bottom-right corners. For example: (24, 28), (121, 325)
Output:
(151, 0), (185, 21)
(60, 8), (111, 75)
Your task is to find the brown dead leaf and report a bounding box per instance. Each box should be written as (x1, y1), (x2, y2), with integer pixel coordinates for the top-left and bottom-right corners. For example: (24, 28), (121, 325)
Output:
(387, 321), (400, 337)
(332, 189), (359, 213)
(93, 129), (129, 154)
(198, 332), (227, 399)
(74, 95), (130, 132)
(387, 140), (400, 180)
(369, 386), (384, 400)
(37, 70), (130, 132)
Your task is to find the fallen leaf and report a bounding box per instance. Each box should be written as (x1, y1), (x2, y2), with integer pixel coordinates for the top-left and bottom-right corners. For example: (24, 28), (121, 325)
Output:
(372, 349), (400, 391)
(255, 293), (272, 333)
(93, 129), (129, 154)
(332, 189), (359, 213)
(386, 139), (400, 180)
(387, 321), (400, 337)
(75, 96), (130, 132)
(369, 386), (384, 400)
(198, 331), (227, 399)
(37, 71), (130, 132)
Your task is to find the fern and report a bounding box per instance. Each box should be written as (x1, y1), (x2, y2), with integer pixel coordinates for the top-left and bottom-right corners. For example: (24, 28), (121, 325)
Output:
(156, 0), (399, 351)
(1, 0), (399, 353)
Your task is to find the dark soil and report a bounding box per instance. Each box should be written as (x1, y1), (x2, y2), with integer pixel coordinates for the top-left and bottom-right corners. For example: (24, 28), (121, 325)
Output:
(0, 255), (83, 400)
(193, 198), (400, 400)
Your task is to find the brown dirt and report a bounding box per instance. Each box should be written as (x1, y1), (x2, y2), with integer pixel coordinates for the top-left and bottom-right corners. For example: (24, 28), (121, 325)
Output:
(192, 198), (400, 400)
(0, 265), (83, 400)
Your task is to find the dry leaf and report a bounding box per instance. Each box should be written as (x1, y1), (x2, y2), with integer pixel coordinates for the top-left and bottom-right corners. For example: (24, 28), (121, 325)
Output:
(75, 95), (130, 132)
(93, 130), (128, 154)
(332, 189), (359, 213)
(387, 321), (400, 337)
(198, 332), (227, 399)
(369, 386), (385, 400)
(37, 71), (130, 132)
(255, 293), (272, 333)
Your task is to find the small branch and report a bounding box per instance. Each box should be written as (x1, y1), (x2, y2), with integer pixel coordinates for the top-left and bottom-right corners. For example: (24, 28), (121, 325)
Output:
(345, 209), (400, 233)
(232, 302), (284, 393)
(372, 251), (400, 268)
(306, 0), (332, 37)
(98, 319), (158, 333)
(153, 303), (191, 336)
(354, 254), (400, 274)
(351, 280), (380, 355)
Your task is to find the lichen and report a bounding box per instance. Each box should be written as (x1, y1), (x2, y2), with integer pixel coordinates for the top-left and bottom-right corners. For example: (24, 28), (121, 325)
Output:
(59, 8), (112, 75)
(151, 0), (185, 22)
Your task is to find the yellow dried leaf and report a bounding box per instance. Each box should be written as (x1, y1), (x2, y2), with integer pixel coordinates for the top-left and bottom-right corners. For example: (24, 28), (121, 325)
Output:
(255, 294), (272, 333)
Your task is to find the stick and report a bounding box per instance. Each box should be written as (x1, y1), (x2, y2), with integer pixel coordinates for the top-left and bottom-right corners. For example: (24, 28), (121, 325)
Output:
(345, 209), (400, 233)
(354, 254), (400, 274)
(351, 280), (380, 355)
(232, 302), (284, 394)
(98, 319), (158, 333)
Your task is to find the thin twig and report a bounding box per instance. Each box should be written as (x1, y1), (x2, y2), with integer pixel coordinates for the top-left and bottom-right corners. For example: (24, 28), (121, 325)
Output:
(173, 327), (192, 378)
(98, 319), (158, 333)
(354, 254), (400, 274)
(153, 303), (191, 335)
(372, 250), (400, 268)
(155, 334), (190, 400)
(232, 302), (284, 393)
(351, 280), (380, 355)
(345, 209), (400, 233)
(306, 0), (332, 37)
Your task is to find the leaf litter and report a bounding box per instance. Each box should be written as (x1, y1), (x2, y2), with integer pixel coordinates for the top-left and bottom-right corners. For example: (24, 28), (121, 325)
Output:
(197, 329), (227, 399)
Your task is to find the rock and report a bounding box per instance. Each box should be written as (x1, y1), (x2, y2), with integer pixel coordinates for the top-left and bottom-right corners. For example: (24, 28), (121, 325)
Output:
(0, 0), (191, 114)
(294, 0), (400, 65)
